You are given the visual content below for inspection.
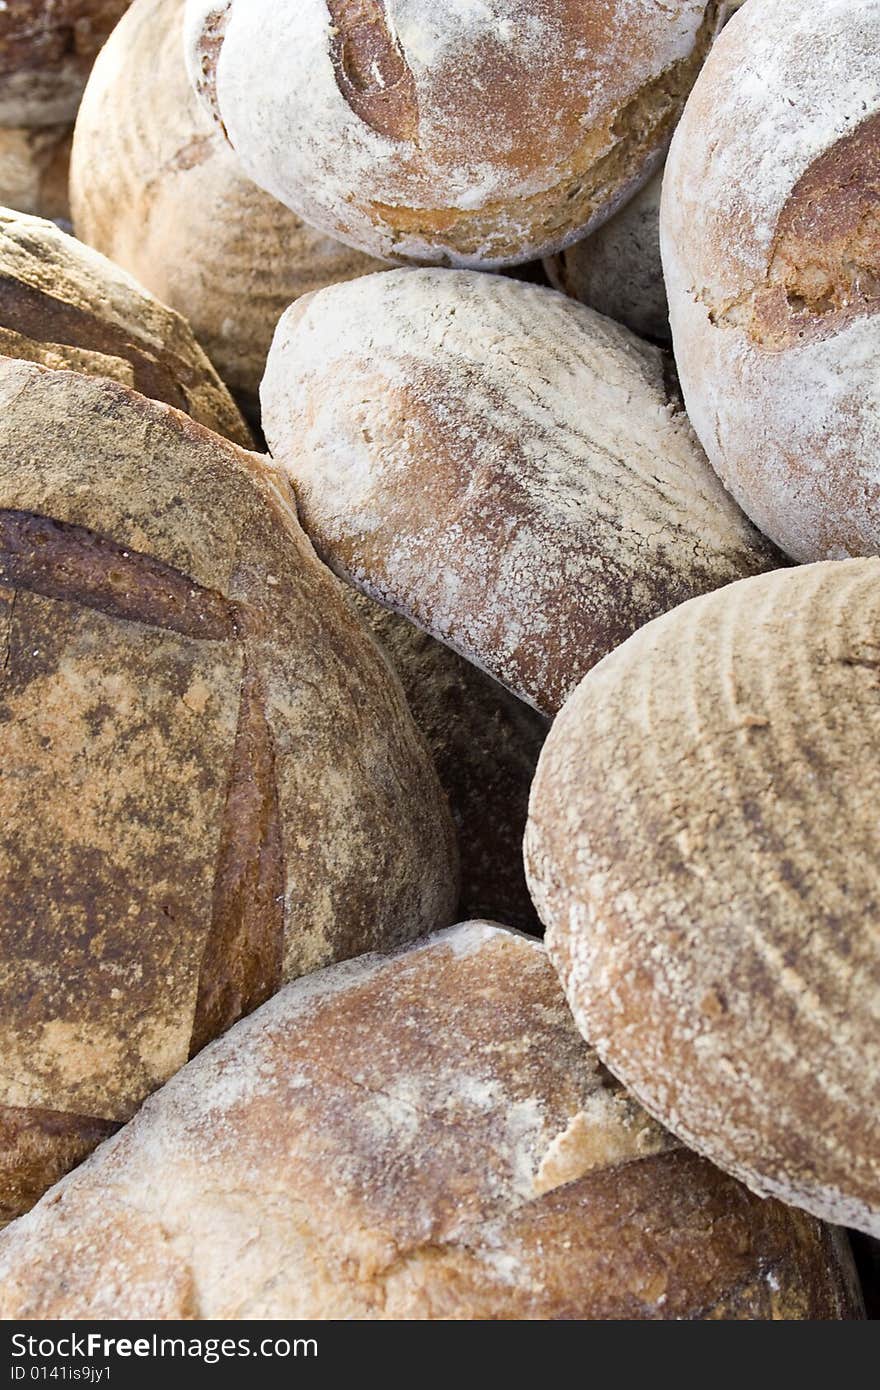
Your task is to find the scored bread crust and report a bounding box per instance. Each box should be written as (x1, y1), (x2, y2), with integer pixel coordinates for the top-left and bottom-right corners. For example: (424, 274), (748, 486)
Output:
(661, 0), (880, 561)
(0, 1), (131, 127)
(0, 207), (252, 447)
(0, 924), (863, 1320)
(184, 0), (724, 267)
(262, 268), (781, 716)
(0, 358), (457, 1223)
(525, 560), (880, 1236)
(70, 0), (384, 417)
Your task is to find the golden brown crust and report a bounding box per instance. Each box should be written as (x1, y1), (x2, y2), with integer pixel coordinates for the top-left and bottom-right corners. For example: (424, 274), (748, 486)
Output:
(0, 1), (130, 126)
(0, 358), (457, 1221)
(328, 0), (419, 143)
(0, 926), (862, 1319)
(0, 208), (253, 446)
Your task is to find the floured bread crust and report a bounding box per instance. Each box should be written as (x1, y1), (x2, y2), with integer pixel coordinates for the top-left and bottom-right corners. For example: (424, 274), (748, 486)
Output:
(0, 924), (862, 1320)
(526, 560), (880, 1236)
(0, 359), (457, 1223)
(262, 269), (781, 716)
(183, 0), (724, 267)
(0, 128), (72, 223)
(662, 0), (880, 561)
(70, 0), (384, 418)
(0, 1), (130, 127)
(0, 207), (251, 446)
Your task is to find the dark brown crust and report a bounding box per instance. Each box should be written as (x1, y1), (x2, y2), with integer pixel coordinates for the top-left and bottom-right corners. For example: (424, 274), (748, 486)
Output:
(191, 4), (231, 134)
(0, 2), (128, 76)
(327, 0), (419, 143)
(189, 663), (286, 1057)
(0, 510), (236, 641)
(0, 1106), (119, 1226)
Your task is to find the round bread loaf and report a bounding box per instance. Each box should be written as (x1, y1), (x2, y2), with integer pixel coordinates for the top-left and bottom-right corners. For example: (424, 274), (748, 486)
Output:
(0, 357), (457, 1225)
(661, 0), (880, 562)
(0, 207), (251, 447)
(344, 588), (547, 932)
(71, 0), (383, 419)
(262, 268), (782, 716)
(0, 127), (72, 223)
(0, 1), (130, 128)
(547, 169), (668, 343)
(183, 0), (725, 268)
(0, 923), (862, 1320)
(525, 560), (880, 1236)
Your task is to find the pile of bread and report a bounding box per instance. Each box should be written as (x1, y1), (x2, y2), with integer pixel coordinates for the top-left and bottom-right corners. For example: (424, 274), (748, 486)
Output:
(0, 0), (876, 1321)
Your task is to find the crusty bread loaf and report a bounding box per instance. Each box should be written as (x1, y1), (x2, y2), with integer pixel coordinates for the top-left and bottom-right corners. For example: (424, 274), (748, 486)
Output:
(661, 0), (880, 561)
(344, 589), (547, 932)
(525, 560), (880, 1236)
(262, 268), (782, 716)
(184, 0), (725, 268)
(0, 1), (130, 128)
(547, 169), (668, 343)
(0, 923), (862, 1320)
(0, 127), (72, 223)
(70, 0), (383, 418)
(0, 357), (457, 1224)
(0, 207), (251, 446)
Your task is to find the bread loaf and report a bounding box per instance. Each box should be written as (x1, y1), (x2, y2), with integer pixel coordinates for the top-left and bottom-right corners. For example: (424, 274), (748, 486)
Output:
(661, 0), (880, 561)
(0, 357), (457, 1223)
(183, 0), (725, 268)
(0, 207), (251, 447)
(345, 589), (547, 932)
(71, 0), (383, 418)
(0, 923), (862, 1320)
(0, 127), (72, 223)
(262, 268), (782, 716)
(547, 170), (668, 343)
(525, 560), (880, 1236)
(0, 1), (130, 128)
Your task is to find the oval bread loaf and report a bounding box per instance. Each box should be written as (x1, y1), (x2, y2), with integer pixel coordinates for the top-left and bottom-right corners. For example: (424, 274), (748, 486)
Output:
(0, 923), (862, 1320)
(262, 268), (782, 716)
(526, 560), (880, 1236)
(661, 0), (880, 561)
(184, 0), (725, 268)
(71, 0), (384, 418)
(0, 1), (130, 128)
(0, 357), (457, 1224)
(0, 207), (251, 446)
(0, 128), (72, 223)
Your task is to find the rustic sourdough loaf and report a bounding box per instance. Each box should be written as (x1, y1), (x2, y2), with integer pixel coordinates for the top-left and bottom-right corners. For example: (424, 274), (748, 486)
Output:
(0, 357), (457, 1224)
(70, 0), (383, 419)
(262, 269), (782, 716)
(0, 1), (130, 128)
(344, 589), (547, 932)
(526, 560), (880, 1237)
(0, 127), (72, 223)
(0, 924), (862, 1320)
(183, 0), (725, 268)
(0, 207), (251, 446)
(661, 0), (880, 561)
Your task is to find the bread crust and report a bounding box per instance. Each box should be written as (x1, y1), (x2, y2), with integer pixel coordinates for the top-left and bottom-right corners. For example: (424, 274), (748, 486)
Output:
(662, 0), (880, 561)
(0, 127), (72, 222)
(0, 207), (252, 446)
(526, 560), (880, 1235)
(183, 0), (723, 267)
(70, 0), (383, 417)
(0, 924), (862, 1319)
(262, 269), (781, 715)
(0, 358), (457, 1221)
(0, 1), (130, 127)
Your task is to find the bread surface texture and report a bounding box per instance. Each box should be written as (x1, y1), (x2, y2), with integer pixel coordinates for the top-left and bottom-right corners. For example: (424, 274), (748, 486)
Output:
(183, 0), (724, 267)
(661, 0), (880, 561)
(0, 1), (130, 127)
(526, 560), (880, 1236)
(70, 0), (383, 416)
(262, 268), (781, 715)
(0, 924), (862, 1320)
(0, 358), (457, 1222)
(0, 207), (251, 446)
